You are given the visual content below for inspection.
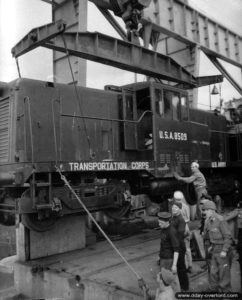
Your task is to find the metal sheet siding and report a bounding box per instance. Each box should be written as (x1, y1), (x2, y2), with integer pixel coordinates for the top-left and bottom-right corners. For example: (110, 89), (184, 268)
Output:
(0, 98), (10, 162)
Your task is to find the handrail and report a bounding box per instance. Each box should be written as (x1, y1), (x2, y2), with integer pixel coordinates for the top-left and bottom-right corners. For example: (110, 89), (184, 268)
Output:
(61, 110), (152, 124)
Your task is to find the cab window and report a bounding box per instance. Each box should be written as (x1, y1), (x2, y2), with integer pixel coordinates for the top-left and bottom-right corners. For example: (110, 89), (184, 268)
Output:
(181, 95), (189, 121)
(155, 88), (188, 121)
(155, 89), (164, 117)
(163, 90), (172, 120)
(172, 93), (179, 121)
(163, 90), (180, 120)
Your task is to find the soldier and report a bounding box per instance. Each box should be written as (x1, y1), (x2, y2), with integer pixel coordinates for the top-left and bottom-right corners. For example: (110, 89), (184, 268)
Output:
(203, 200), (234, 292)
(224, 202), (242, 291)
(173, 161), (207, 219)
(199, 195), (212, 234)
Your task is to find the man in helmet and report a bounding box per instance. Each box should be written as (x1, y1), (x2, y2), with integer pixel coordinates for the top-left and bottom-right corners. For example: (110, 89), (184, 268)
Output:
(203, 200), (233, 292)
(224, 200), (242, 292)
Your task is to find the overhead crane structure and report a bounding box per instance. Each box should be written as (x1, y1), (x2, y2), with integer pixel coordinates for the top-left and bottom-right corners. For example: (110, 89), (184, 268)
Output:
(142, 0), (242, 104)
(14, 0), (242, 107)
(12, 20), (224, 89)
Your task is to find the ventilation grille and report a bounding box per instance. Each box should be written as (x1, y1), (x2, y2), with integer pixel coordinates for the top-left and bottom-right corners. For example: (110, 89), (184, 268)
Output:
(0, 98), (10, 162)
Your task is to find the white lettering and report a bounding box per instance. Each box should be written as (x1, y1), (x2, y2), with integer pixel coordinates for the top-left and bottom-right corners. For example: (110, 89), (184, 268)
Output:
(74, 163), (79, 171)
(69, 162), (74, 171)
(68, 161), (145, 171)
(131, 162), (149, 169)
(159, 131), (187, 141)
(83, 163), (89, 170)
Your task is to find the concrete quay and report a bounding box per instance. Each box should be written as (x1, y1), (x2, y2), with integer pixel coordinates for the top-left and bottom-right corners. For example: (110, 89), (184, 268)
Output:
(0, 228), (240, 300)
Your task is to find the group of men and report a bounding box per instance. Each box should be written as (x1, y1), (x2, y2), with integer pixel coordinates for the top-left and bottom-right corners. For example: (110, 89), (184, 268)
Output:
(155, 161), (240, 299)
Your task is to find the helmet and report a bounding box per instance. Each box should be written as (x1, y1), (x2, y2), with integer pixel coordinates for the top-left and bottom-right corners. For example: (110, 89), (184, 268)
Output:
(202, 200), (216, 211)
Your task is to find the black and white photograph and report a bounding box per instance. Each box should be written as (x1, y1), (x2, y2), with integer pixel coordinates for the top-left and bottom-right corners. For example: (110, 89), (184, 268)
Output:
(0, 0), (242, 299)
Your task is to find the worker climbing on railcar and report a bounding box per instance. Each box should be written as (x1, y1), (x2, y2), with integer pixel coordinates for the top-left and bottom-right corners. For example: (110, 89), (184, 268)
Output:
(173, 162), (207, 220)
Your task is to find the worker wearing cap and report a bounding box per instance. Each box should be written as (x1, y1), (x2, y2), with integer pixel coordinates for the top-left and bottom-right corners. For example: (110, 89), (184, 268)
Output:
(203, 200), (233, 292)
(155, 267), (176, 300)
(173, 161), (207, 220)
(157, 211), (181, 292)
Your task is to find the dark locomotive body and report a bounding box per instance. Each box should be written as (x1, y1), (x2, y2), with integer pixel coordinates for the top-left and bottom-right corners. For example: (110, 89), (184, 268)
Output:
(0, 78), (240, 230)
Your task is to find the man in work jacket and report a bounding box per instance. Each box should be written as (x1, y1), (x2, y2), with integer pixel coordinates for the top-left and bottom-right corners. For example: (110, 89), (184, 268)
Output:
(157, 211), (181, 293)
(173, 161), (207, 220)
(203, 200), (233, 292)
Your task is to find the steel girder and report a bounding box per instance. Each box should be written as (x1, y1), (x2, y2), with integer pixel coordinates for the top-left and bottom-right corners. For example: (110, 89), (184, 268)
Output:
(45, 0), (242, 68)
(11, 21), (224, 88)
(142, 0), (242, 69)
(205, 54), (242, 95)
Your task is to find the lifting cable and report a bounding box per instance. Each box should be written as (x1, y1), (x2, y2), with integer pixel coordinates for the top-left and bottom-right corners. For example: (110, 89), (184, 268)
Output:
(15, 57), (22, 78)
(61, 34), (92, 157)
(56, 166), (151, 300)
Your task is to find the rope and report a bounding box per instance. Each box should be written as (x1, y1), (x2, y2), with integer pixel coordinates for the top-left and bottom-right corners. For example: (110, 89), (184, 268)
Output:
(51, 99), (58, 164)
(55, 166), (150, 299)
(61, 34), (92, 156)
(15, 58), (22, 78)
(24, 97), (34, 163)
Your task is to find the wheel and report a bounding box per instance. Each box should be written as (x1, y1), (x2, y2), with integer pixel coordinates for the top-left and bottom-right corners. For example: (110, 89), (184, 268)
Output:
(21, 213), (56, 232)
(104, 188), (131, 220)
(104, 203), (131, 220)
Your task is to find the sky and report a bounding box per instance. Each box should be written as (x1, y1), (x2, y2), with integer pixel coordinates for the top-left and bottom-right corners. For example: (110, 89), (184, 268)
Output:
(0, 0), (242, 109)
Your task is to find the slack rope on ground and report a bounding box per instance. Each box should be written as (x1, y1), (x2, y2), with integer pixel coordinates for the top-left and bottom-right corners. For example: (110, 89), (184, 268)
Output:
(55, 166), (150, 300)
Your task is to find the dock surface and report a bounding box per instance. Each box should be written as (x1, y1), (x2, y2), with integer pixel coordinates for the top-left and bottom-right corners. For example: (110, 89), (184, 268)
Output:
(0, 228), (241, 299)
